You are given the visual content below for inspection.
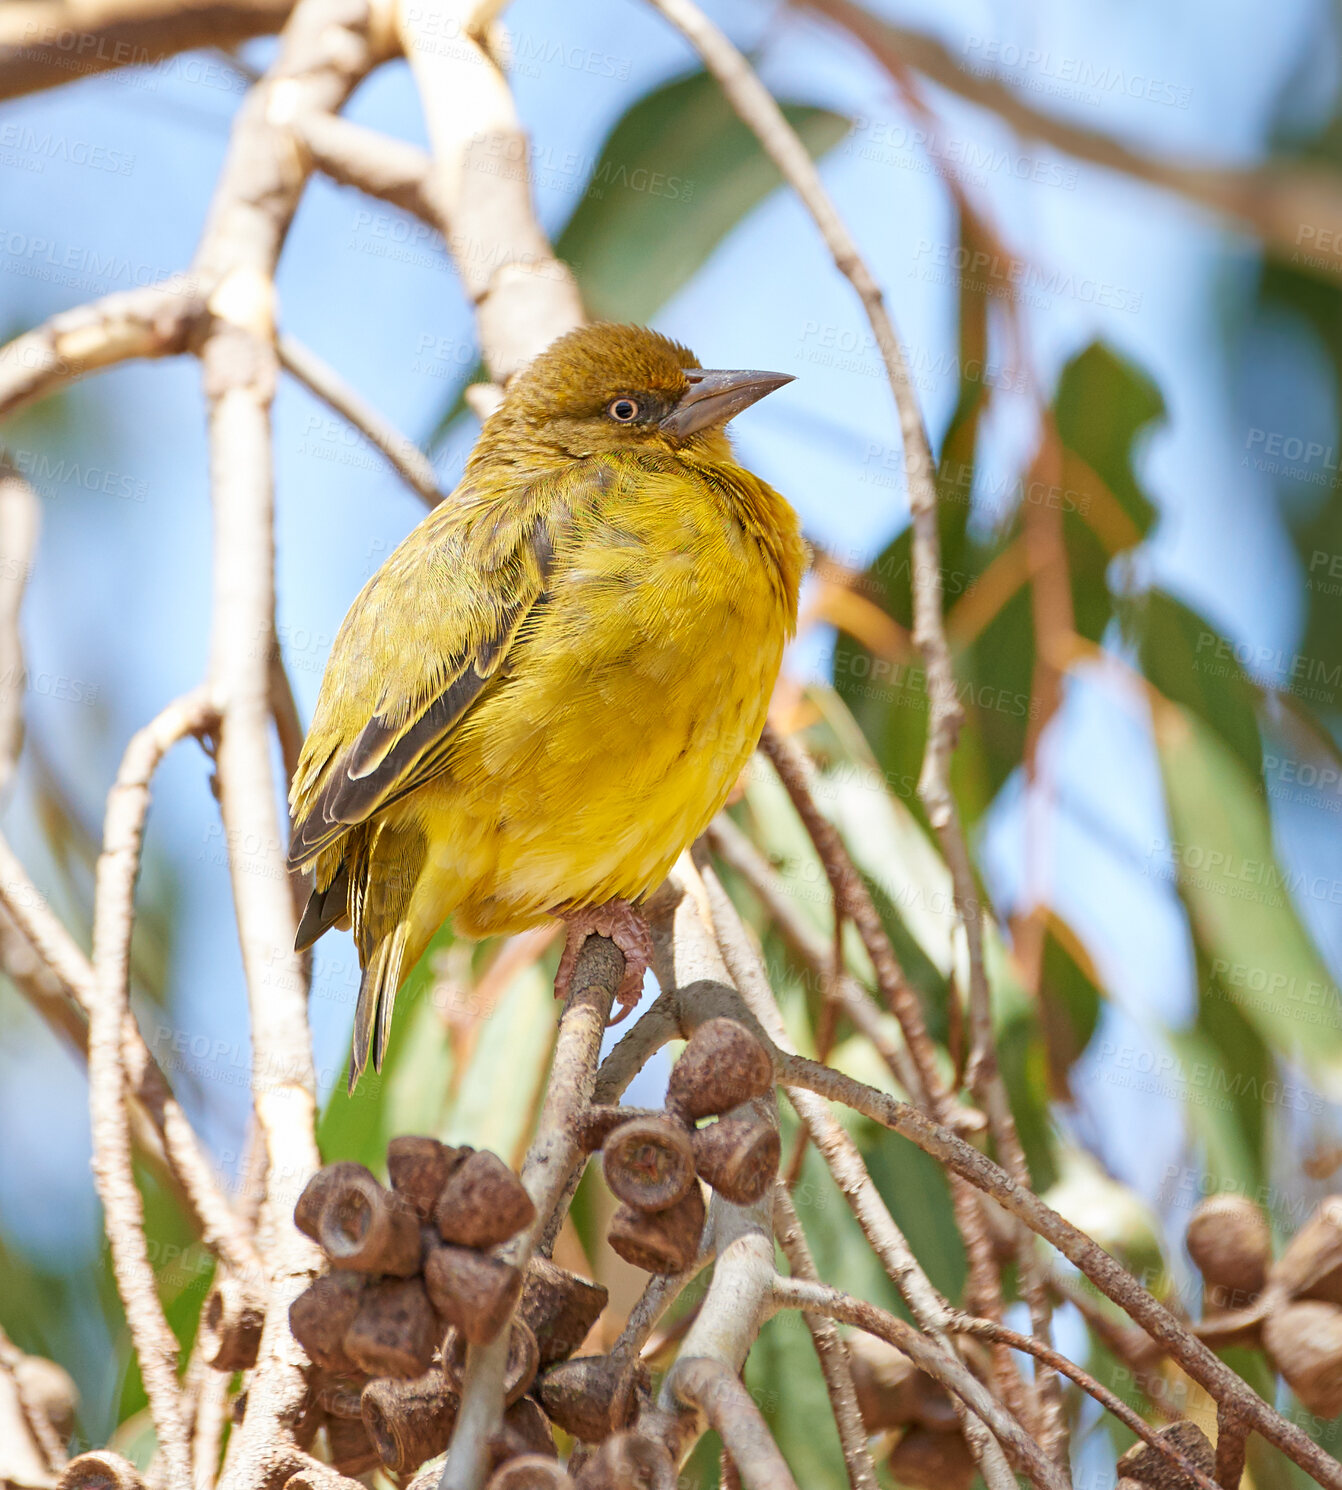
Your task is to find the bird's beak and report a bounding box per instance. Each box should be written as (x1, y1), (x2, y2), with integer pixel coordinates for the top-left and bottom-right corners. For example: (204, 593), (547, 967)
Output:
(660, 368), (795, 438)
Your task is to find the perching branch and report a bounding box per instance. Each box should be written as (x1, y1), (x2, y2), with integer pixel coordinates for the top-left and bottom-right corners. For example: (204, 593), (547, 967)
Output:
(439, 935), (622, 1490)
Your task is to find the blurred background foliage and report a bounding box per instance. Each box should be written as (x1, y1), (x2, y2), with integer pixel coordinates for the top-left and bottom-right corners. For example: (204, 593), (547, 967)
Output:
(2, 0), (1342, 1485)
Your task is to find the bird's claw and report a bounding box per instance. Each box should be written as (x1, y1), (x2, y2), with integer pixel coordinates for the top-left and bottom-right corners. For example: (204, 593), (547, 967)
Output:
(553, 899), (652, 1022)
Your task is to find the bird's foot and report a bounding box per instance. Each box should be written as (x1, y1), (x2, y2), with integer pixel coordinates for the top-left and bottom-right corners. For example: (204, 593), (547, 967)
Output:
(553, 899), (652, 1025)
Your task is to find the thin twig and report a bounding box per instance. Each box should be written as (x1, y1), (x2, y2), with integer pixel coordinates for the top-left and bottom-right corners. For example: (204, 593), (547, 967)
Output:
(776, 1050), (1342, 1489)
(806, 0), (1342, 284)
(773, 1189), (878, 1490)
(277, 333), (446, 505)
(0, 454), (39, 799)
(1215, 1401), (1250, 1490)
(0, 832), (262, 1279)
(948, 1312), (1220, 1490)
(90, 689), (217, 1487)
(770, 1277), (1067, 1490)
(0, 0), (295, 102)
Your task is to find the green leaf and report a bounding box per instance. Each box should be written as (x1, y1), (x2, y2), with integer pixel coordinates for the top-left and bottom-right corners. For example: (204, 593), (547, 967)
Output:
(1152, 696), (1342, 1094)
(556, 70), (848, 322)
(1128, 590), (1263, 780)
(1035, 912), (1104, 1098)
(1052, 342), (1163, 540)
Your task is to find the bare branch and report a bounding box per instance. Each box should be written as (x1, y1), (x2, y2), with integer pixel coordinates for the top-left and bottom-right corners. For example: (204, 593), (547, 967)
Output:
(0, 0), (293, 101)
(770, 1279), (1068, 1490)
(0, 280), (206, 421)
(277, 333), (446, 505)
(806, 0), (1342, 283)
(668, 860), (1019, 1490)
(0, 455), (38, 799)
(671, 1358), (800, 1490)
(394, 0), (584, 386)
(440, 935), (622, 1490)
(773, 1189), (878, 1490)
(189, 2), (389, 1482)
(90, 689), (217, 1487)
(949, 1313), (1220, 1490)
(0, 830), (262, 1279)
(295, 111), (444, 226)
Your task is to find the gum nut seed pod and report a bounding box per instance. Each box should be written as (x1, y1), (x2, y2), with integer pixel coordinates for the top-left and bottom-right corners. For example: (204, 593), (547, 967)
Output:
(690, 1116), (781, 1206)
(58, 1452), (146, 1490)
(289, 1272), (364, 1372)
(573, 1432), (675, 1490)
(442, 1319), (540, 1406)
(1185, 1195), (1271, 1301)
(607, 1183), (705, 1275)
(294, 1161), (375, 1242)
(1271, 1198), (1342, 1304)
(845, 1333), (931, 1432)
(313, 1377), (365, 1421)
(665, 1018), (773, 1121)
(434, 1149), (536, 1250)
(361, 1371), (459, 1474)
(343, 1277), (437, 1379)
(424, 1240), (524, 1345)
(497, 1396), (558, 1461)
(326, 1414), (382, 1477)
(537, 1355), (649, 1443)
(200, 1275), (265, 1372)
(887, 1427), (977, 1490)
(1263, 1299), (1342, 1418)
(602, 1116), (696, 1212)
(1116, 1420), (1215, 1490)
(520, 1257), (609, 1367)
(487, 1458), (575, 1490)
(316, 1166), (422, 1275)
(576, 1104), (644, 1152)
(387, 1136), (463, 1222)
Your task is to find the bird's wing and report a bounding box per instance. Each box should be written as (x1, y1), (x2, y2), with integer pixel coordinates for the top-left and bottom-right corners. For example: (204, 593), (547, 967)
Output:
(287, 471), (569, 868)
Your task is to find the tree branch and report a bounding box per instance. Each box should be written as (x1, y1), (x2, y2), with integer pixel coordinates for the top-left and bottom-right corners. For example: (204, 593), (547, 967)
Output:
(277, 332), (446, 505)
(773, 1189), (878, 1490)
(770, 1277), (1066, 1490)
(671, 1358), (800, 1490)
(0, 0), (294, 101)
(90, 688), (217, 1487)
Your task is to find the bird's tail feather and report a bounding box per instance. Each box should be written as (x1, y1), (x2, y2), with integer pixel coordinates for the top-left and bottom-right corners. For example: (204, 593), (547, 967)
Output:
(349, 922), (409, 1093)
(295, 860), (350, 952)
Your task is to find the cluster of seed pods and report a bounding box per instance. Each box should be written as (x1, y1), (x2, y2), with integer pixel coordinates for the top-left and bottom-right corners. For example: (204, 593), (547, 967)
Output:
(273, 1018), (777, 1486)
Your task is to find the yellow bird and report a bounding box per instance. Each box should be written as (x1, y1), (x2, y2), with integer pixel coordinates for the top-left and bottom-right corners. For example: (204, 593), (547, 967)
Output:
(288, 323), (805, 1088)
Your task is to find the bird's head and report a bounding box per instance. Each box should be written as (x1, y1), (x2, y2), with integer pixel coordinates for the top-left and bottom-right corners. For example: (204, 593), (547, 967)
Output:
(475, 323), (793, 463)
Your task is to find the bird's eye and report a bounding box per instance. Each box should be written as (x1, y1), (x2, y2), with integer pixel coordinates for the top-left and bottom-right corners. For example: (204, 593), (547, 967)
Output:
(608, 398), (640, 423)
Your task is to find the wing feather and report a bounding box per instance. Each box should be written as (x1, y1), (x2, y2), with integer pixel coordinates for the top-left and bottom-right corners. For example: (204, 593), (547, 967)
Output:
(287, 476), (569, 869)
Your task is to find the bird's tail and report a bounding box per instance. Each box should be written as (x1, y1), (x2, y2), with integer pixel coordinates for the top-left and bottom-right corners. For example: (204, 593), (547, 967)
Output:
(349, 922), (410, 1093)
